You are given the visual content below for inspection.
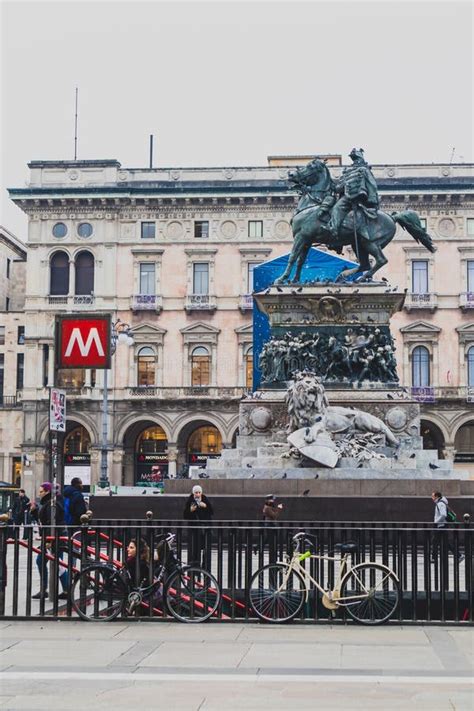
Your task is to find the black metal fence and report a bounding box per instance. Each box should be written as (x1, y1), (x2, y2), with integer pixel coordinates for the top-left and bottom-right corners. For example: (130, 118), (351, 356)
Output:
(0, 519), (472, 623)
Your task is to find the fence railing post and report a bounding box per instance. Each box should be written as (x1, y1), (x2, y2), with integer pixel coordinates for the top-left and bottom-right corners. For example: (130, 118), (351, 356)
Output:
(0, 514), (9, 616)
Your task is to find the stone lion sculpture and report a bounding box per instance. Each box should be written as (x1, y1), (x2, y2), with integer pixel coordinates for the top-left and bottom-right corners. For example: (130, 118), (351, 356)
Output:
(286, 371), (398, 467)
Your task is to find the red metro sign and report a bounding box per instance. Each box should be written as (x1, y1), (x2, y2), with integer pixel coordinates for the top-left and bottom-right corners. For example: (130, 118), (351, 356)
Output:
(56, 315), (111, 369)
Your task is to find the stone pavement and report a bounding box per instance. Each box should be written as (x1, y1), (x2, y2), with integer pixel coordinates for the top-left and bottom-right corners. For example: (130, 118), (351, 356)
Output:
(0, 621), (472, 710)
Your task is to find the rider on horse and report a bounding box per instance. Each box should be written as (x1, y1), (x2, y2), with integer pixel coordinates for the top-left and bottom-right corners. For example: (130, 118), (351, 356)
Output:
(328, 148), (379, 241)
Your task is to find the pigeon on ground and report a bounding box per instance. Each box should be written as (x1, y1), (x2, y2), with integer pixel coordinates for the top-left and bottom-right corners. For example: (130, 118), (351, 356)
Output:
(409, 453), (416, 459)
(387, 393), (395, 399)
(282, 472), (287, 479)
(296, 286), (303, 292)
(249, 473), (255, 479)
(302, 489), (310, 496)
(246, 463), (252, 468)
(276, 285), (283, 293)
(314, 474), (319, 479)
(429, 462), (440, 470)
(264, 287), (271, 294)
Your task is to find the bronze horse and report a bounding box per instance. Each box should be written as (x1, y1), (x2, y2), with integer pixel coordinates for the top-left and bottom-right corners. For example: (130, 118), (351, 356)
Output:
(275, 159), (436, 283)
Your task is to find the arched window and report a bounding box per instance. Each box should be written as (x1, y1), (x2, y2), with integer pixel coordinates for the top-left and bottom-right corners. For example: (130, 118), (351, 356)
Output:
(137, 346), (156, 387)
(75, 251), (94, 295)
(454, 421), (474, 462)
(245, 346), (253, 388)
(64, 425), (91, 455)
(188, 425), (222, 456)
(467, 347), (474, 387)
(50, 251), (69, 295)
(191, 346), (210, 386)
(412, 345), (430, 387)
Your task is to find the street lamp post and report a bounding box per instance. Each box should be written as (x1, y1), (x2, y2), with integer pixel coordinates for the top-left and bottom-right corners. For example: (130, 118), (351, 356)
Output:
(98, 320), (133, 489)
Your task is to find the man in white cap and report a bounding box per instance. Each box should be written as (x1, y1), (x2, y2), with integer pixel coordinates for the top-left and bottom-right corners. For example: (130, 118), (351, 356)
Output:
(183, 484), (214, 566)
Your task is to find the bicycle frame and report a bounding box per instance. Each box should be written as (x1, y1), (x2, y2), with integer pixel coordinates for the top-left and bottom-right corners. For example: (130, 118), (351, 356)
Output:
(278, 550), (398, 608)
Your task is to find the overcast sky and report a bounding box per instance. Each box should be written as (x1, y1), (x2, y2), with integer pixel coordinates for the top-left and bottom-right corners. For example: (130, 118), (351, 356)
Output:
(1, 0), (472, 238)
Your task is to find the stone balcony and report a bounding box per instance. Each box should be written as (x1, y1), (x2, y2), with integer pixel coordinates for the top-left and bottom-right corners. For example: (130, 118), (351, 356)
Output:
(404, 292), (438, 312)
(126, 386), (247, 399)
(130, 294), (163, 312)
(185, 294), (217, 311)
(239, 294), (254, 312)
(459, 292), (474, 311)
(410, 386), (474, 403)
(47, 295), (95, 309)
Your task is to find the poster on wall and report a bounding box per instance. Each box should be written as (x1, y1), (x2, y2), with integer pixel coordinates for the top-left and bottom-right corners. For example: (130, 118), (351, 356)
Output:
(64, 465), (91, 486)
(49, 388), (66, 432)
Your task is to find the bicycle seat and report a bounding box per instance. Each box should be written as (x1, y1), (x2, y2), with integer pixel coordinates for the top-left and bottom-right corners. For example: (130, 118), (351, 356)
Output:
(339, 543), (359, 554)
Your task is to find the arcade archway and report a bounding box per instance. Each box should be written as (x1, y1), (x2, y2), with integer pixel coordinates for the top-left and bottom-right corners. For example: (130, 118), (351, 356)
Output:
(176, 420), (223, 472)
(420, 420), (445, 460)
(454, 420), (474, 463)
(122, 420), (169, 486)
(63, 422), (92, 490)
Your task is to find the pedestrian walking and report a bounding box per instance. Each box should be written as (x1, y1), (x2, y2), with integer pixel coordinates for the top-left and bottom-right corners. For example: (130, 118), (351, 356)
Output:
(11, 489), (30, 539)
(183, 485), (214, 566)
(29, 482), (69, 600)
(258, 494), (284, 562)
(431, 491), (464, 563)
(63, 477), (87, 527)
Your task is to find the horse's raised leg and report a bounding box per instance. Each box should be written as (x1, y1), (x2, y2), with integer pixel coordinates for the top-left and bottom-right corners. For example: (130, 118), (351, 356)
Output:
(337, 246), (370, 281)
(360, 240), (388, 280)
(274, 233), (302, 284)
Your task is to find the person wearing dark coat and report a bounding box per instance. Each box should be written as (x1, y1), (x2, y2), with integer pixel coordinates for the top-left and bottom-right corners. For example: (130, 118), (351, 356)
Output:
(63, 477), (87, 526)
(29, 482), (69, 600)
(183, 485), (214, 567)
(11, 489), (30, 539)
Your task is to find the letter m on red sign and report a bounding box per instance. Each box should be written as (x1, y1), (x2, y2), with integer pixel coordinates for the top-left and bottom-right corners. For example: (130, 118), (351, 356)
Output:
(56, 315), (111, 369)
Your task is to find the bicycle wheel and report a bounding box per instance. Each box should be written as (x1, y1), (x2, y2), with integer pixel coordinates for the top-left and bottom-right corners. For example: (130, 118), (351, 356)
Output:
(249, 563), (306, 623)
(165, 566), (221, 623)
(340, 563), (400, 625)
(71, 564), (127, 622)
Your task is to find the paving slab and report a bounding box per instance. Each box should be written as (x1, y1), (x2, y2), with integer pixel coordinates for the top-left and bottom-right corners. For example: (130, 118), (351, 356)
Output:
(239, 641), (342, 668)
(139, 641), (251, 668)
(236, 624), (429, 645)
(113, 622), (243, 641)
(0, 639), (135, 667)
(0, 621), (130, 639)
(341, 643), (444, 671)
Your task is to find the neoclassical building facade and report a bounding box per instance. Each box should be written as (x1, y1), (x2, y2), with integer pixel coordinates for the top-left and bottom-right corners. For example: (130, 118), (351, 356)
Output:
(7, 156), (474, 492)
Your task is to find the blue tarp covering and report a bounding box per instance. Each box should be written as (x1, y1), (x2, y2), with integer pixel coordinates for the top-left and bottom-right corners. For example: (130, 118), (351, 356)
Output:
(252, 248), (357, 389)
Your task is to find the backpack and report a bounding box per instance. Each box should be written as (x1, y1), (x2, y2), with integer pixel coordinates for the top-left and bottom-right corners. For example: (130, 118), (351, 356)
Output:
(447, 506), (457, 523)
(63, 497), (73, 525)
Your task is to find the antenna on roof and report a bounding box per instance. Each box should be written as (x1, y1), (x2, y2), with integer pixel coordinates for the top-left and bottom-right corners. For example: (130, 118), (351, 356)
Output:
(149, 134), (154, 169)
(449, 147), (455, 164)
(74, 87), (79, 161)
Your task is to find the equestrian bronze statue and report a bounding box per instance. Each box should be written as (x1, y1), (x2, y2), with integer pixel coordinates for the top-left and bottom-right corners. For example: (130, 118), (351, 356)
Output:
(275, 149), (435, 284)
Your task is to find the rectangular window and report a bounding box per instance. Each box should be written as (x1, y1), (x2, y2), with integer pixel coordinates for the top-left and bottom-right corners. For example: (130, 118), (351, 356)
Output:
(17, 326), (25, 345)
(43, 344), (49, 387)
(139, 263), (156, 295)
(16, 353), (24, 391)
(0, 354), (4, 404)
(247, 262), (262, 293)
(5, 297), (9, 312)
(193, 263), (209, 294)
(0, 326), (4, 345)
(194, 221), (209, 239)
(468, 261), (474, 294)
(6, 258), (11, 278)
(467, 218), (474, 236)
(248, 221), (263, 238)
(141, 222), (156, 239)
(412, 260), (428, 294)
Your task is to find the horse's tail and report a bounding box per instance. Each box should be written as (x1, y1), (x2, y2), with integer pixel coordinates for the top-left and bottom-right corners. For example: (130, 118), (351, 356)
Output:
(392, 210), (436, 253)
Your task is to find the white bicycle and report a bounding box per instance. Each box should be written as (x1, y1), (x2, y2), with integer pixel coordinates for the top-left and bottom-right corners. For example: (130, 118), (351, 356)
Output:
(249, 532), (400, 624)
